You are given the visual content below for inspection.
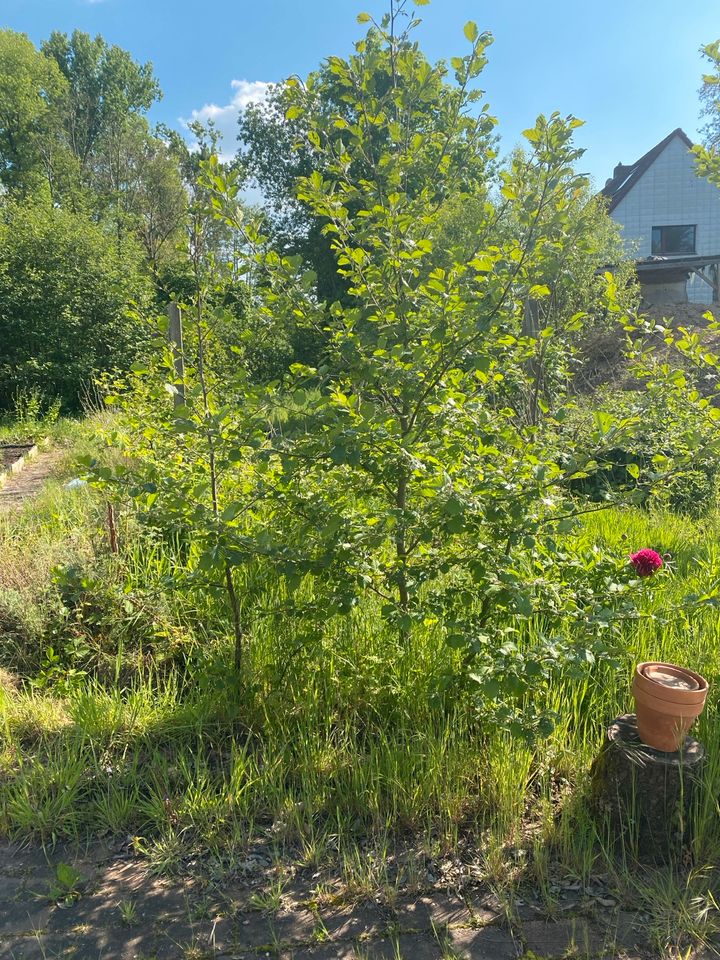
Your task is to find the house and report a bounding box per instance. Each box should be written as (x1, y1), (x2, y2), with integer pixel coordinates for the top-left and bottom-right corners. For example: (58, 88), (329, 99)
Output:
(601, 128), (720, 305)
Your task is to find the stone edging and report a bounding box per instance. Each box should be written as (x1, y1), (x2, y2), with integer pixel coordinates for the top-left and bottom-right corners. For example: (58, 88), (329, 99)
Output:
(0, 437), (49, 489)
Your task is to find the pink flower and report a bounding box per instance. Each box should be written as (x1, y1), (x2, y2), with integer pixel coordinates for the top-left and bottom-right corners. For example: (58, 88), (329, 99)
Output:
(630, 548), (663, 578)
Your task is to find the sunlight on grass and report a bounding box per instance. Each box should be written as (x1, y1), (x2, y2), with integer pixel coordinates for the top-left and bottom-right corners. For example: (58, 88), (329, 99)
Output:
(1, 425), (720, 949)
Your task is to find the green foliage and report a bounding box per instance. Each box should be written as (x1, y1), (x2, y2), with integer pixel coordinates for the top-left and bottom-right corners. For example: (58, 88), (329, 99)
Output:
(88, 156), (288, 674)
(42, 30), (160, 168)
(0, 197), (153, 411)
(0, 30), (69, 197)
(0, 28), (189, 403)
(93, 6), (674, 739)
(664, 467), (717, 518)
(237, 14), (497, 307)
(563, 382), (720, 519)
(11, 388), (61, 432)
(638, 314), (720, 520)
(237, 8), (655, 735)
(92, 116), (187, 271)
(698, 38), (720, 148)
(47, 863), (86, 905)
(695, 41), (720, 187)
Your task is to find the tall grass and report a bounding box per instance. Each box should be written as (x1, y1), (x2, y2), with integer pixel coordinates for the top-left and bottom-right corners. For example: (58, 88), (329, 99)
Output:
(1, 431), (720, 949)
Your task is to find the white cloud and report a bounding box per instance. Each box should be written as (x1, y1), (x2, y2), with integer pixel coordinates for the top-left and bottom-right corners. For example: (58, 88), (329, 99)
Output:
(182, 79), (272, 161)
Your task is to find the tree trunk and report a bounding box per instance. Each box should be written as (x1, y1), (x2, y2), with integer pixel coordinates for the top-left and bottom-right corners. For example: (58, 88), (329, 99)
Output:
(589, 713), (705, 863)
(225, 563), (243, 674)
(394, 471), (410, 637)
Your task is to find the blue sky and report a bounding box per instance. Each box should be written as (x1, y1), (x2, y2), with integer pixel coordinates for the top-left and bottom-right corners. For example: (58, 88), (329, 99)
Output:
(3, 0), (719, 189)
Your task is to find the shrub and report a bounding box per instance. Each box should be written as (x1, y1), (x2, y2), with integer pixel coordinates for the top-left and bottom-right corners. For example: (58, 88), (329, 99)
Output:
(0, 197), (153, 412)
(662, 466), (718, 518)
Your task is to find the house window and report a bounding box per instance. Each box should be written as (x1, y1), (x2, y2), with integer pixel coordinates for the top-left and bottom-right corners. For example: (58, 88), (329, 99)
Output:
(651, 225), (696, 255)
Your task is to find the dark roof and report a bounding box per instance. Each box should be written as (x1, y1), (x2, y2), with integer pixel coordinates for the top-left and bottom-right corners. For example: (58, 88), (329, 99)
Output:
(600, 128), (695, 212)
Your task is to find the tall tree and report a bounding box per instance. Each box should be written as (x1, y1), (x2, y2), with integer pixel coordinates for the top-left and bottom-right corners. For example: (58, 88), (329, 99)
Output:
(42, 31), (160, 169)
(0, 30), (69, 197)
(93, 115), (187, 270)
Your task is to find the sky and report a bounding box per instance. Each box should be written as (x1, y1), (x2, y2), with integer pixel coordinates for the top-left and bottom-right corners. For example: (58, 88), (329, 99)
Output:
(3, 0), (719, 190)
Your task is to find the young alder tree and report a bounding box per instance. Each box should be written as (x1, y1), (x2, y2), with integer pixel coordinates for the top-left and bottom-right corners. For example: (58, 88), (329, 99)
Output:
(101, 3), (663, 735)
(92, 153), (317, 677)
(243, 4), (651, 735)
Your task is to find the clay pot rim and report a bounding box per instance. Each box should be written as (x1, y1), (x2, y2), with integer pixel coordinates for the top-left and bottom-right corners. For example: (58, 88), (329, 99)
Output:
(632, 675), (708, 707)
(634, 661), (708, 703)
(632, 681), (707, 718)
(641, 662), (701, 690)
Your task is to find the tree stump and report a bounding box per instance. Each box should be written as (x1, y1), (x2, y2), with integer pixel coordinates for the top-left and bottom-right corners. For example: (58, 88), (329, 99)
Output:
(589, 713), (705, 862)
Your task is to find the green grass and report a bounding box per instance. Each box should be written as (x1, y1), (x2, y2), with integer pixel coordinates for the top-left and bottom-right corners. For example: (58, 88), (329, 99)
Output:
(2, 419), (720, 954)
(0, 388), (81, 444)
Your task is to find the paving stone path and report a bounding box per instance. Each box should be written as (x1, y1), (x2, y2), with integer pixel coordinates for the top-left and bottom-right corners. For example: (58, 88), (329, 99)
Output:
(1, 842), (703, 960)
(0, 448), (65, 511)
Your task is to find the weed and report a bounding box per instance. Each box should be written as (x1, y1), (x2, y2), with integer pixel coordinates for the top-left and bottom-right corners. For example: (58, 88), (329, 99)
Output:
(118, 899), (139, 927)
(47, 863), (85, 905)
(249, 876), (286, 914)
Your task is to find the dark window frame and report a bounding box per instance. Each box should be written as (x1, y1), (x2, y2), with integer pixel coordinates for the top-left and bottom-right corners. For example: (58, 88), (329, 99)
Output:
(651, 224), (696, 255)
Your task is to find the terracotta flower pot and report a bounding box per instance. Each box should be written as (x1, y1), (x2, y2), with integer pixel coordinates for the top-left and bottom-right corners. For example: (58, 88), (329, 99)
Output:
(632, 662), (709, 752)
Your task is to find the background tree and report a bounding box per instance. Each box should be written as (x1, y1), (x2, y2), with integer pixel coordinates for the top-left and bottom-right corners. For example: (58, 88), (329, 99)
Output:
(236, 26), (497, 306)
(495, 149), (636, 422)
(698, 39), (720, 148)
(0, 30), (70, 199)
(92, 115), (187, 270)
(159, 121), (313, 384)
(42, 30), (160, 170)
(0, 28), (187, 412)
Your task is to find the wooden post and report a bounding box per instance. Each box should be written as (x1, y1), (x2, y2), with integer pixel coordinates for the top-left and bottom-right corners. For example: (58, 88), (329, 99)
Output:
(590, 714), (705, 863)
(522, 297), (541, 337)
(167, 302), (185, 408)
(523, 297), (542, 425)
(107, 502), (118, 554)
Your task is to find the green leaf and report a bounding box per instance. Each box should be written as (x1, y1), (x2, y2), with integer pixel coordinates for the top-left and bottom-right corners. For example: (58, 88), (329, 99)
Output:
(221, 503), (243, 522)
(463, 20), (478, 42)
(445, 633), (467, 649)
(357, 11), (371, 23)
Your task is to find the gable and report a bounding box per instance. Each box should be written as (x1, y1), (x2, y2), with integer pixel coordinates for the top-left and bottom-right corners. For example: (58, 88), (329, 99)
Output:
(605, 130), (720, 261)
(601, 129), (694, 213)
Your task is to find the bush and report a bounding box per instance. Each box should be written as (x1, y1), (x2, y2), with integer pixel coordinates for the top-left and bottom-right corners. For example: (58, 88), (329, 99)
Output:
(0, 198), (153, 412)
(662, 466), (718, 518)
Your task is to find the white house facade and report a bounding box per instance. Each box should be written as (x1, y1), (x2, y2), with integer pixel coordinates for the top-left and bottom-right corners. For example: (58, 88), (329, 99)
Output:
(602, 129), (720, 303)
